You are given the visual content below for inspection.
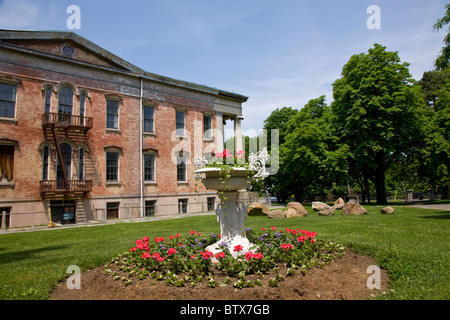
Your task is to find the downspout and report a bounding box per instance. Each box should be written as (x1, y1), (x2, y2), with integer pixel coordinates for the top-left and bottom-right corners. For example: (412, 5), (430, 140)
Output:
(140, 77), (144, 217)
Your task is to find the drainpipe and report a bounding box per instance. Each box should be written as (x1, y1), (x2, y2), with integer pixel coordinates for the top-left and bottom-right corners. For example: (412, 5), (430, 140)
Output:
(140, 77), (144, 217)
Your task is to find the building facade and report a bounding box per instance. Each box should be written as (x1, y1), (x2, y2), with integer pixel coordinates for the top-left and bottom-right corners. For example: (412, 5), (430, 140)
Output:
(0, 30), (247, 228)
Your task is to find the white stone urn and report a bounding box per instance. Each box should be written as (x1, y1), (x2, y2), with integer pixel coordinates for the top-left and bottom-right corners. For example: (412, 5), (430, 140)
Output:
(194, 148), (270, 259)
(195, 167), (256, 258)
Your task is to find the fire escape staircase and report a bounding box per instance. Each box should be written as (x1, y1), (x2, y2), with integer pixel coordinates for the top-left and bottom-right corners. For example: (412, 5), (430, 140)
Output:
(40, 112), (94, 198)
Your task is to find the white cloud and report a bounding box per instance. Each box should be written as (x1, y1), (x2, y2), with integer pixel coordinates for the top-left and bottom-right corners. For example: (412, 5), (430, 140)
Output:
(0, 0), (40, 29)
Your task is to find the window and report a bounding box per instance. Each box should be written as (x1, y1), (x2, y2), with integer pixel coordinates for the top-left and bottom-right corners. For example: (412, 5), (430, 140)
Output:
(56, 143), (72, 181)
(143, 105), (154, 133)
(106, 100), (119, 129)
(178, 199), (188, 214)
(0, 145), (14, 181)
(44, 88), (52, 113)
(62, 45), (74, 57)
(42, 146), (49, 180)
(80, 93), (86, 125)
(175, 110), (185, 136)
(0, 83), (17, 118)
(106, 202), (119, 219)
(58, 87), (73, 115)
(78, 148), (85, 180)
(207, 197), (216, 211)
(203, 115), (212, 140)
(145, 200), (156, 217)
(106, 152), (119, 182)
(177, 152), (187, 182)
(144, 153), (155, 182)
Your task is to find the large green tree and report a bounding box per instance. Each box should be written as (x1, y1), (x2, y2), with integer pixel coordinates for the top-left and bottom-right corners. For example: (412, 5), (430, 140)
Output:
(280, 96), (349, 201)
(332, 44), (427, 204)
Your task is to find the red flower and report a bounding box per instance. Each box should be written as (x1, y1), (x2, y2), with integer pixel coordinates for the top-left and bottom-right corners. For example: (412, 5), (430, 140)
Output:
(190, 230), (196, 235)
(245, 251), (264, 261)
(167, 248), (176, 256)
(297, 236), (306, 243)
(271, 226), (277, 231)
(152, 252), (165, 262)
(141, 252), (151, 259)
(200, 251), (213, 259)
(175, 233), (181, 238)
(215, 252), (226, 259)
(233, 245), (243, 252)
(130, 247), (136, 252)
(281, 243), (293, 251)
(142, 236), (149, 242)
(154, 237), (165, 242)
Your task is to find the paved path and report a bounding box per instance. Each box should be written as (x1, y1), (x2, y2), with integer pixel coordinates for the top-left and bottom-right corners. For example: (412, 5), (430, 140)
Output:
(408, 203), (450, 211)
(0, 211), (216, 235)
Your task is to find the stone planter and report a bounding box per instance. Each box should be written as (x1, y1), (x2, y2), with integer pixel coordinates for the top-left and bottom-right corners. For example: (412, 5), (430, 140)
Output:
(195, 167), (256, 258)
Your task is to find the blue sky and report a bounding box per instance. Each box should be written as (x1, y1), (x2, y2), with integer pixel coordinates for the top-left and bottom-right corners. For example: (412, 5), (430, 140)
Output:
(0, 0), (447, 136)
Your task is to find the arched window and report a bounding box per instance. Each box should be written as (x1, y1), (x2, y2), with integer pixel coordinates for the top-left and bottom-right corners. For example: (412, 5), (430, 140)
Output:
(58, 87), (73, 116)
(44, 88), (52, 113)
(42, 146), (49, 180)
(80, 93), (86, 126)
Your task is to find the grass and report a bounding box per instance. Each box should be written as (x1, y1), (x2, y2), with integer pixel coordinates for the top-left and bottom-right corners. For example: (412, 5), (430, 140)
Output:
(0, 204), (449, 300)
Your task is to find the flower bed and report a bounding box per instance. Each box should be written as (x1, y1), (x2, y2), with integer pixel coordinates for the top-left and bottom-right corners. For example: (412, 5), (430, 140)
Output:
(104, 227), (346, 289)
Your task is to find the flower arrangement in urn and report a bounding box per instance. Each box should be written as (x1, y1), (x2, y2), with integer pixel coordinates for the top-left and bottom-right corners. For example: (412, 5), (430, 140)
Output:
(194, 148), (270, 258)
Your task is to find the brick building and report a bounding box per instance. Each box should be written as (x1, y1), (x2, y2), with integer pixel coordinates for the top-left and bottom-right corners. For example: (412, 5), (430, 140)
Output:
(0, 30), (247, 228)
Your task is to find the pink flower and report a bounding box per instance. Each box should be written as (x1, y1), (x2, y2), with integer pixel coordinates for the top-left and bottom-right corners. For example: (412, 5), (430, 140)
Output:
(271, 226), (277, 231)
(233, 245), (244, 252)
(236, 150), (245, 159)
(167, 248), (176, 256)
(142, 236), (149, 242)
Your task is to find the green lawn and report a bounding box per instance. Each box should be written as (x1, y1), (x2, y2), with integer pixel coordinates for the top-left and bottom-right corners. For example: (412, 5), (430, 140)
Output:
(0, 205), (449, 300)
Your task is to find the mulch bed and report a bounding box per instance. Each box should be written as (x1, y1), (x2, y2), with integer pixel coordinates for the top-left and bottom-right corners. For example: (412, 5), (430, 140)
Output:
(50, 250), (389, 300)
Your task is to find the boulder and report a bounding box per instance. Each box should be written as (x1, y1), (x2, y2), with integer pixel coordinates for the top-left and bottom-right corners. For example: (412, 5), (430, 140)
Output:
(247, 203), (270, 216)
(286, 202), (308, 218)
(268, 210), (286, 219)
(333, 198), (345, 210)
(342, 201), (367, 215)
(381, 206), (395, 214)
(318, 208), (335, 216)
(312, 201), (331, 212)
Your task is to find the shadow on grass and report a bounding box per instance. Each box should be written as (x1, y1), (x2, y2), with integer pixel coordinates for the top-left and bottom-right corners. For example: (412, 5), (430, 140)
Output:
(419, 212), (450, 220)
(0, 245), (68, 265)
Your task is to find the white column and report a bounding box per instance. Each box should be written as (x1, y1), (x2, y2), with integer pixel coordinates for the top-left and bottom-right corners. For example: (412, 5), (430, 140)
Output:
(216, 112), (224, 152)
(234, 116), (243, 152)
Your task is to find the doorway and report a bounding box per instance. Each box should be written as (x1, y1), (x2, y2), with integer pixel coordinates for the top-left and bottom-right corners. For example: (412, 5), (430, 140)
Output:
(50, 200), (76, 224)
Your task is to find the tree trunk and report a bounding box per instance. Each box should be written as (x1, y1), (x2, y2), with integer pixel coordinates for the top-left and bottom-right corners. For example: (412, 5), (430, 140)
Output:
(374, 166), (387, 204)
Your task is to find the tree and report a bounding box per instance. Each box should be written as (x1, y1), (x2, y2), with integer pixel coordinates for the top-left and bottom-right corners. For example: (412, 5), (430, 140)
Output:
(418, 70), (449, 111)
(262, 107), (299, 201)
(280, 96), (349, 201)
(433, 4), (450, 71)
(332, 44), (427, 204)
